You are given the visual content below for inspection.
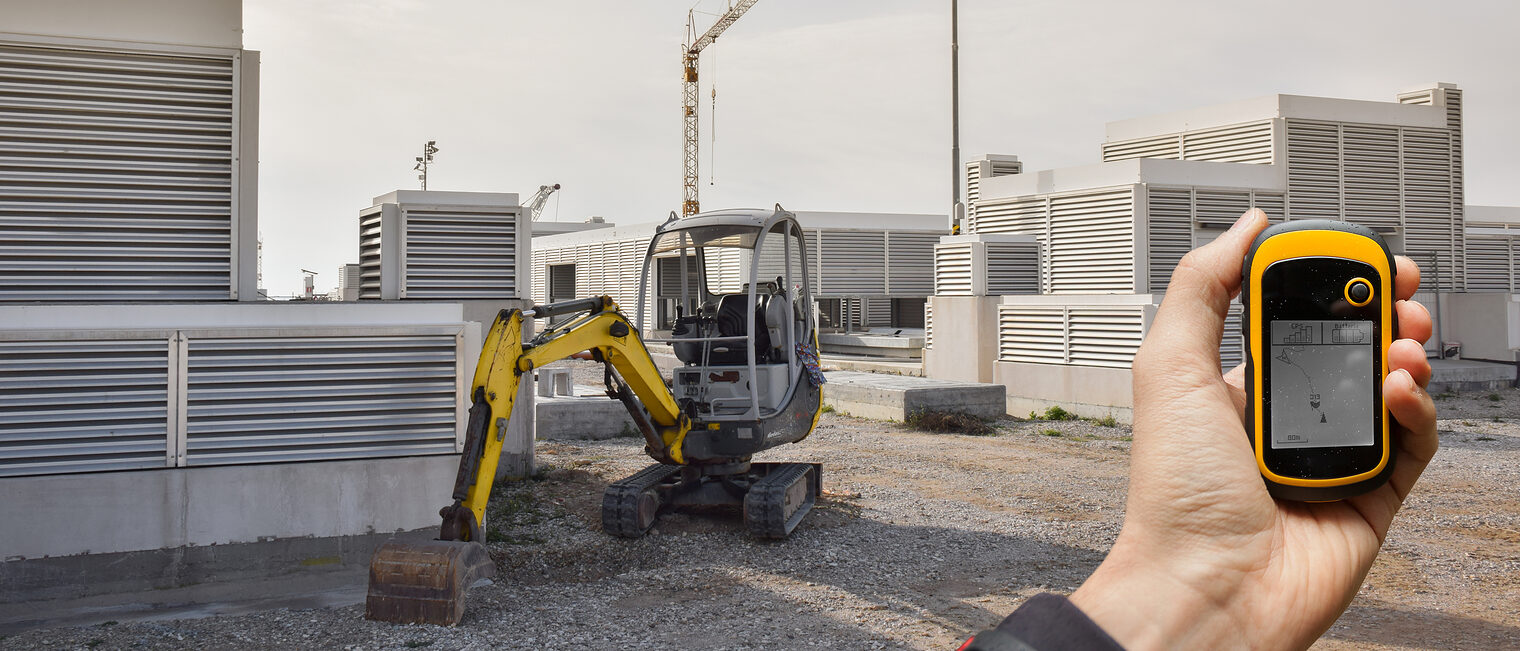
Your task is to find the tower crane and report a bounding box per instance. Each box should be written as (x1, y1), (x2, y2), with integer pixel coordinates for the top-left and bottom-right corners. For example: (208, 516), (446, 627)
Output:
(682, 0), (760, 216)
(522, 183), (561, 221)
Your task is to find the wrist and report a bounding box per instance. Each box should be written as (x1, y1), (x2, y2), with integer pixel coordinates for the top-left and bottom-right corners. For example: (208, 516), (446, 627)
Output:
(1069, 536), (1250, 650)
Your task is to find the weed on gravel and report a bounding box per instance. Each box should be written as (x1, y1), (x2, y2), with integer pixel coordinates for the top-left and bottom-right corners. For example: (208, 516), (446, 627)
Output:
(905, 409), (997, 435)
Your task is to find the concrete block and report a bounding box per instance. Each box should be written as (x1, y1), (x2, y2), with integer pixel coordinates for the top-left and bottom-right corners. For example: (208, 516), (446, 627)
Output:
(819, 332), (924, 359)
(535, 386), (637, 440)
(1428, 359), (1515, 393)
(537, 368), (572, 397)
(822, 371), (1006, 421)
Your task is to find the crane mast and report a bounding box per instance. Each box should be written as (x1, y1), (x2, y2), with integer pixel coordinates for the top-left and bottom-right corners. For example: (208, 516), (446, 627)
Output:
(522, 183), (560, 221)
(682, 0), (760, 216)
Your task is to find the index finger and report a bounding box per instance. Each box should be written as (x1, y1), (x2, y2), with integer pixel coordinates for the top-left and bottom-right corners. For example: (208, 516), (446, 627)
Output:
(1394, 255), (1420, 301)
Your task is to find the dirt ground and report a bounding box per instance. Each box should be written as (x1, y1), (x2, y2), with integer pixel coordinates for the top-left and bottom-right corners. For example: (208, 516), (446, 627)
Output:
(6, 387), (1519, 650)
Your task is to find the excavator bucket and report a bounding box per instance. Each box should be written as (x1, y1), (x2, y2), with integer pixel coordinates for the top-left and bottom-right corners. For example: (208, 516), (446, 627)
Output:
(364, 539), (495, 625)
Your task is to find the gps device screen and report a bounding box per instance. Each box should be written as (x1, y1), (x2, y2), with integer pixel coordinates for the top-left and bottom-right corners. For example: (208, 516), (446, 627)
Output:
(1268, 320), (1374, 449)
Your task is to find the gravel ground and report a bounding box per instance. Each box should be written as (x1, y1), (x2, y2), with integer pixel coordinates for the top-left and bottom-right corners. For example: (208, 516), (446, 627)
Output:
(7, 383), (1518, 650)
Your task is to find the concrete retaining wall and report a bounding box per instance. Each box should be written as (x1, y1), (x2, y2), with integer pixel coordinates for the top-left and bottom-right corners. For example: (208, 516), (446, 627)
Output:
(0, 455), (458, 561)
(822, 372), (1006, 421)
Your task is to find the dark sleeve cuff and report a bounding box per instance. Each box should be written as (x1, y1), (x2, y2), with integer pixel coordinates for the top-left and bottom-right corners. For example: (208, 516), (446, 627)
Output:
(961, 593), (1124, 651)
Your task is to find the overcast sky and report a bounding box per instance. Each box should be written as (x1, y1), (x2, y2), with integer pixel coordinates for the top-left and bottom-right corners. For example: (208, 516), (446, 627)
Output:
(243, 0), (1519, 296)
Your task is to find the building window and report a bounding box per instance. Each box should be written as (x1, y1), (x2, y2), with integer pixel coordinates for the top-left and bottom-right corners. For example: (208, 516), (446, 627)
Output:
(548, 264), (576, 302)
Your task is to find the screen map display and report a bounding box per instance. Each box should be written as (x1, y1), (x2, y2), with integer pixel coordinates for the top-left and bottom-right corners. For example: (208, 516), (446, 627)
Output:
(1268, 320), (1374, 449)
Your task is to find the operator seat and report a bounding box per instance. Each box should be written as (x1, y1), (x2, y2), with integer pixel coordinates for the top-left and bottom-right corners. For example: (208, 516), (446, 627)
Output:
(711, 293), (771, 365)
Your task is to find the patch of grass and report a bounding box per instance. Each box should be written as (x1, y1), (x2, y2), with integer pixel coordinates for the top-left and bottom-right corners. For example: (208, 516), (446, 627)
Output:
(405, 640), (435, 648)
(905, 409), (996, 436)
(1476, 436), (1497, 442)
(1093, 415), (1118, 428)
(1041, 428), (1063, 437)
(1495, 417), (1506, 423)
(1042, 405), (1079, 421)
(1119, 435), (1133, 442)
(820, 404), (836, 414)
(1434, 391), (1457, 401)
(1488, 393), (1504, 402)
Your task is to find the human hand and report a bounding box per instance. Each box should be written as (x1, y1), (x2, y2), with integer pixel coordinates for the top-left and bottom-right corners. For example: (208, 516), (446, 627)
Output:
(1068, 209), (1438, 650)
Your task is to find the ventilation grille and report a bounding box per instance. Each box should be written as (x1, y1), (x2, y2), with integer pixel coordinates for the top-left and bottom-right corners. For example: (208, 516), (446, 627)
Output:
(1285, 120), (1340, 220)
(1047, 189), (1134, 294)
(1104, 121), (1272, 165)
(968, 196), (1044, 237)
(0, 43), (236, 301)
(1147, 188), (1192, 293)
(535, 237), (651, 319)
(985, 241), (1040, 295)
(1402, 127), (1460, 290)
(402, 208), (517, 298)
(1221, 303), (1244, 370)
(887, 232), (938, 294)
(184, 335), (458, 466)
(358, 207), (383, 299)
(998, 306), (1066, 364)
(1341, 125), (1400, 229)
(923, 300), (932, 349)
(965, 161), (981, 207)
(0, 338), (169, 477)
(1067, 308), (1144, 367)
(934, 242), (974, 295)
(999, 305), (1144, 368)
(1102, 135), (1180, 162)
(1465, 236), (1513, 292)
(819, 231), (887, 294)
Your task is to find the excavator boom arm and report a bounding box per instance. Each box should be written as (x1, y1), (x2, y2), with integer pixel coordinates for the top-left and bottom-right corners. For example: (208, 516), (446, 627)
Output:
(458, 299), (689, 529)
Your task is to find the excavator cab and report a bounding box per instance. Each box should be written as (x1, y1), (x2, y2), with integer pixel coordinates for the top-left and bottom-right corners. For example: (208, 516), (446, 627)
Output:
(364, 205), (825, 626)
(643, 205), (823, 460)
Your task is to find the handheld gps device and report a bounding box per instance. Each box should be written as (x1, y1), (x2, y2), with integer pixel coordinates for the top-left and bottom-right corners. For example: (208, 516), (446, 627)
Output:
(1241, 220), (1397, 502)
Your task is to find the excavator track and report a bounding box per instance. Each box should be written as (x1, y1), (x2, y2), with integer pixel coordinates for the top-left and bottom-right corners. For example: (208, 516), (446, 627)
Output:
(743, 462), (822, 539)
(602, 463), (681, 538)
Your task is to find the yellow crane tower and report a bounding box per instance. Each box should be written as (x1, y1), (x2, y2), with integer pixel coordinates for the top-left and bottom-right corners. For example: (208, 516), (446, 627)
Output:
(682, 0), (760, 216)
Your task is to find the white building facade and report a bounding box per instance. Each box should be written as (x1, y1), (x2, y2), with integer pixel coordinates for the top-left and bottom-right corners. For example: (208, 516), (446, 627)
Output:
(928, 83), (1507, 418)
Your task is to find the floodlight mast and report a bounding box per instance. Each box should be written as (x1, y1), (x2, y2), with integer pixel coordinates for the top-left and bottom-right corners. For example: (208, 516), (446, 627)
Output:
(682, 0), (760, 216)
(413, 140), (439, 190)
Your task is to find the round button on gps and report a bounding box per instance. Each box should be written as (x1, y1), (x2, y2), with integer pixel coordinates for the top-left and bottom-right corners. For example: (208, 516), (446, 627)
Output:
(1345, 278), (1373, 306)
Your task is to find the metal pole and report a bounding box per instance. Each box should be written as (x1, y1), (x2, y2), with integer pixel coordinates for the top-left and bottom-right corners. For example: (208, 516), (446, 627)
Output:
(1432, 252), (1444, 359)
(950, 0), (962, 232)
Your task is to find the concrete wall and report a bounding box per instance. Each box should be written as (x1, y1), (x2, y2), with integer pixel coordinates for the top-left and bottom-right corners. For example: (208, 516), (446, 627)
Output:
(0, 455), (458, 560)
(995, 362), (1134, 422)
(923, 296), (1001, 383)
(0, 0), (242, 49)
(1444, 293), (1520, 362)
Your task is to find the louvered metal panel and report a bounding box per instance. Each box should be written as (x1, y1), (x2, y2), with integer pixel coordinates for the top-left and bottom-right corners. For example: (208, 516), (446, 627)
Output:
(1182, 121), (1274, 164)
(819, 231), (886, 294)
(1465, 236), (1513, 291)
(1402, 127), (1459, 290)
(1102, 135), (1180, 162)
(934, 242), (974, 295)
(0, 338), (170, 477)
(402, 207), (518, 298)
(886, 232), (938, 294)
(1445, 89), (1465, 287)
(547, 263), (576, 302)
(985, 241), (1040, 295)
(923, 300), (932, 349)
(1047, 189), (1134, 294)
(1067, 308), (1143, 368)
(998, 306), (1065, 363)
(358, 207), (383, 300)
(1285, 119), (1340, 219)
(1341, 125), (1401, 229)
(1221, 303), (1244, 370)
(1251, 192), (1285, 223)
(1146, 187), (1191, 293)
(965, 161), (981, 207)
(969, 196), (1044, 237)
(0, 43), (237, 301)
(184, 335), (458, 466)
(1195, 190), (1252, 227)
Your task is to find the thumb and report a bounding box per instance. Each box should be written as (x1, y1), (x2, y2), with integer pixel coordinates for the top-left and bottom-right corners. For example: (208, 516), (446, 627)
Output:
(1137, 209), (1268, 378)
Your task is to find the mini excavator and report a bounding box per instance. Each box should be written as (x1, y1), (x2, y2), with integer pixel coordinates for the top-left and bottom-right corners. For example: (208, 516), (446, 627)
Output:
(365, 206), (827, 625)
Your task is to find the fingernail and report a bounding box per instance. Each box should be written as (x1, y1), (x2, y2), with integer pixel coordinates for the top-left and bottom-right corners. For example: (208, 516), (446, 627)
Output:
(1228, 209), (1260, 233)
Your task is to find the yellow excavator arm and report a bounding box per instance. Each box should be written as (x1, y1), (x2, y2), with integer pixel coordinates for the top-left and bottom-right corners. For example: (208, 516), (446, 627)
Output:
(364, 296), (692, 626)
(455, 297), (691, 530)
